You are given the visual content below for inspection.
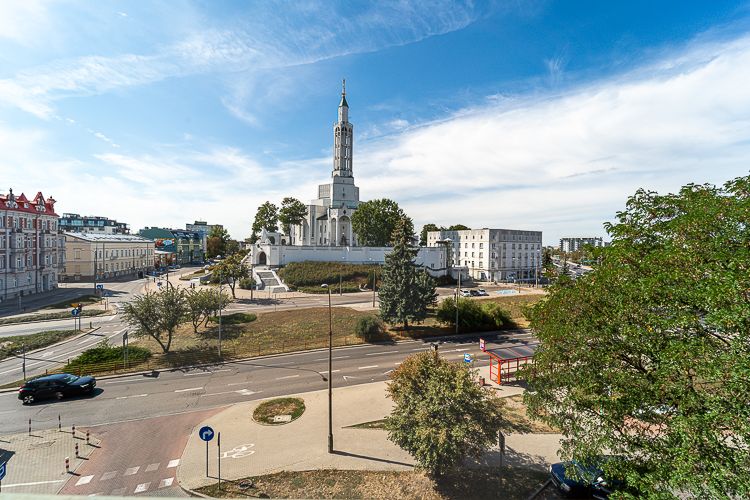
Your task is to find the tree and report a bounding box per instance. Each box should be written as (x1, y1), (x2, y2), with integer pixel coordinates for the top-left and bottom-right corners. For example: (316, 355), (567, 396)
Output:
(251, 201), (279, 242)
(351, 198), (414, 246)
(213, 253), (249, 298)
(278, 197), (308, 244)
(419, 223), (440, 246)
(225, 239), (240, 255)
(523, 176), (750, 498)
(121, 288), (187, 353)
(206, 226), (230, 258)
(378, 218), (437, 329)
(447, 224), (470, 231)
(386, 351), (505, 476)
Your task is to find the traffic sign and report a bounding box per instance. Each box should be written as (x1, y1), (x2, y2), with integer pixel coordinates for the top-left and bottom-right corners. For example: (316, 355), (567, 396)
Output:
(199, 426), (215, 442)
(96, 284), (104, 290)
(479, 338), (486, 352)
(0, 460), (6, 481)
(71, 308), (80, 317)
(464, 353), (473, 363)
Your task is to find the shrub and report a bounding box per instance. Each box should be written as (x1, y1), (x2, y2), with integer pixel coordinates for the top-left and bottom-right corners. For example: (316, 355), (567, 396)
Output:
(435, 275), (457, 286)
(239, 277), (255, 290)
(436, 298), (515, 332)
(208, 312), (257, 325)
(355, 315), (385, 340)
(482, 301), (513, 329)
(65, 342), (151, 368)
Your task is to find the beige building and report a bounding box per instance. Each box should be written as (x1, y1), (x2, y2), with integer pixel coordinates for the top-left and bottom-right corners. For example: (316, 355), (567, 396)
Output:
(62, 233), (154, 281)
(1, 189), (64, 305)
(426, 228), (543, 282)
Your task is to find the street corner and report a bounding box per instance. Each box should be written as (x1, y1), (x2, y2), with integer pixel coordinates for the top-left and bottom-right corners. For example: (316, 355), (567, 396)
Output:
(0, 427), (98, 495)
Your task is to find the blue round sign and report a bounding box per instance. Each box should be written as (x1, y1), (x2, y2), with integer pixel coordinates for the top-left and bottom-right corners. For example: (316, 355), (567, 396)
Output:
(199, 426), (215, 442)
(71, 308), (80, 317)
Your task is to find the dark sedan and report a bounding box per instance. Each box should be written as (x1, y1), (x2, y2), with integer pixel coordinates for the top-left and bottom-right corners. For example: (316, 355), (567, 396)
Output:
(18, 373), (97, 404)
(550, 458), (624, 498)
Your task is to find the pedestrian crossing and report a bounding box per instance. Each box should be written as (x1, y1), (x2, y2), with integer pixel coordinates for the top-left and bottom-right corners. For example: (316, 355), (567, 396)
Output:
(73, 459), (180, 496)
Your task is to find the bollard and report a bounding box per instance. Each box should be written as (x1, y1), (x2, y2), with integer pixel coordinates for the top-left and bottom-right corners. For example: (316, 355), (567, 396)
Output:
(58, 414), (61, 431)
(28, 418), (31, 435)
(86, 430), (90, 445)
(75, 443), (79, 458)
(72, 425), (76, 437)
(65, 457), (70, 473)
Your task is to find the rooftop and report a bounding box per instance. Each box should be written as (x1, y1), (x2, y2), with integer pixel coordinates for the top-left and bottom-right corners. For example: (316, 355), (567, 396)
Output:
(64, 232), (152, 243)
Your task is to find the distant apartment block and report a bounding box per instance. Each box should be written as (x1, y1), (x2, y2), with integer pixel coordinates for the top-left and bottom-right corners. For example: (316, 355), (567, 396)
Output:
(185, 221), (223, 253)
(59, 213), (130, 234)
(426, 228), (542, 282)
(138, 227), (204, 266)
(559, 237), (604, 253)
(1, 189), (64, 304)
(62, 233), (154, 281)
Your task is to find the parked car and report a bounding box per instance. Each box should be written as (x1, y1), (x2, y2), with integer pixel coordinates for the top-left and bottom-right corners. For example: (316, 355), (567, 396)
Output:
(550, 457), (625, 498)
(477, 288), (489, 296)
(459, 289), (472, 297)
(18, 373), (97, 404)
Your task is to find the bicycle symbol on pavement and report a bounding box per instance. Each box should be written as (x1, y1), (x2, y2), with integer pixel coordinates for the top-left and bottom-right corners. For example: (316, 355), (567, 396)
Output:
(221, 443), (256, 459)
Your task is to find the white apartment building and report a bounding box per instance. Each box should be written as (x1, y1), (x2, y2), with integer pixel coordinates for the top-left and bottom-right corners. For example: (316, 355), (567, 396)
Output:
(0, 189), (63, 304)
(62, 233), (155, 281)
(427, 228), (543, 282)
(559, 237), (604, 253)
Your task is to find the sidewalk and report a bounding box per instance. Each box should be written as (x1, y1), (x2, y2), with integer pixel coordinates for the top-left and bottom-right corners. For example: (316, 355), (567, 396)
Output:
(178, 381), (562, 491)
(0, 428), (99, 494)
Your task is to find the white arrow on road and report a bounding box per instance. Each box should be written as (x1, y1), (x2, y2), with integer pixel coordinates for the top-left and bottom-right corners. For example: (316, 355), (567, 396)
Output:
(342, 375), (359, 382)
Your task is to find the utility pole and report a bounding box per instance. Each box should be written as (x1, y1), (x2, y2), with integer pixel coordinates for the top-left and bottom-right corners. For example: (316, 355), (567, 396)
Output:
(321, 283), (334, 453)
(455, 271), (461, 334)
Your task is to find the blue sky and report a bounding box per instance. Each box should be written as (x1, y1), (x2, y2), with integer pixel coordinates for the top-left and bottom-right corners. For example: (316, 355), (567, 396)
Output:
(1, 1), (750, 244)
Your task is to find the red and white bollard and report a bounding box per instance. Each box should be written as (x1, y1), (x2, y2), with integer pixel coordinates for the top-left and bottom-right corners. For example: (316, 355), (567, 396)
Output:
(65, 457), (70, 473)
(86, 430), (90, 445)
(71, 425), (76, 437)
(75, 443), (79, 458)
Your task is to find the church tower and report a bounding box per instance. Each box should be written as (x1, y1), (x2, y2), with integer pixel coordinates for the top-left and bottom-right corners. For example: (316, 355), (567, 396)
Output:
(333, 79), (353, 178)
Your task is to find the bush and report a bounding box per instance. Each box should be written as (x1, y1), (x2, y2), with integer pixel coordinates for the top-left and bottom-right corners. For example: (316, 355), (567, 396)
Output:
(435, 275), (457, 286)
(355, 315), (385, 340)
(65, 342), (151, 368)
(208, 312), (257, 325)
(436, 298), (515, 332)
(239, 277), (255, 290)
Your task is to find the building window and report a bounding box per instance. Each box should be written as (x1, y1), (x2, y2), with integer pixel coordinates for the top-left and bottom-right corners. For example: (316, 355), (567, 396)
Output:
(74, 249), (81, 260)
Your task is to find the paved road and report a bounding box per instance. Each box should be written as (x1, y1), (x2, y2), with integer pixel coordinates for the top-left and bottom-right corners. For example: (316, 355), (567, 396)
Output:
(0, 330), (536, 434)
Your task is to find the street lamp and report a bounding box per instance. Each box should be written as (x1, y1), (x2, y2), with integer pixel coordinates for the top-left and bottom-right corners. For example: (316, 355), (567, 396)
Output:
(321, 283), (333, 454)
(218, 281), (226, 359)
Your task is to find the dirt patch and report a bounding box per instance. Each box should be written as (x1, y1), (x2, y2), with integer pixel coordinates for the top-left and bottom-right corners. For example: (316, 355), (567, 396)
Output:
(502, 394), (558, 434)
(253, 397), (306, 425)
(196, 467), (550, 499)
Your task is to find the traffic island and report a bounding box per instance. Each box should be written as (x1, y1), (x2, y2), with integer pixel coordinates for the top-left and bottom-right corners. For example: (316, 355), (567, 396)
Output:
(252, 397), (305, 425)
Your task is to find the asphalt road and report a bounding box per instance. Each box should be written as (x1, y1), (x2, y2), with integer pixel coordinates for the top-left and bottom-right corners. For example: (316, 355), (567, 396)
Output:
(0, 330), (537, 435)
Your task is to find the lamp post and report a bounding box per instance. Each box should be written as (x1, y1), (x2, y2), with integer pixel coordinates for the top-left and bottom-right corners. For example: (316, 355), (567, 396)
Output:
(218, 282), (224, 359)
(321, 283), (333, 453)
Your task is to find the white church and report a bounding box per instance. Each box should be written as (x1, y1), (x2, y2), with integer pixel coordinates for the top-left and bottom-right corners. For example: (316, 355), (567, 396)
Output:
(248, 82), (451, 282)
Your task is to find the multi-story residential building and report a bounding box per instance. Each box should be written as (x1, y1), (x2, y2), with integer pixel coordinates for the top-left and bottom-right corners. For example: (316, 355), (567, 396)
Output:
(62, 233), (155, 281)
(59, 213), (130, 234)
(559, 237), (604, 253)
(0, 189), (64, 304)
(426, 228), (543, 282)
(185, 221), (223, 254)
(138, 227), (204, 266)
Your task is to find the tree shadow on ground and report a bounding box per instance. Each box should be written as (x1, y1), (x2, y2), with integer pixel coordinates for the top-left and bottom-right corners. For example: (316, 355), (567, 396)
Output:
(432, 465), (551, 500)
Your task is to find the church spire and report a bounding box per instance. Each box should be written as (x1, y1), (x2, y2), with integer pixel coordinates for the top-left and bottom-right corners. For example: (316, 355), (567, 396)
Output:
(333, 80), (353, 178)
(339, 79), (348, 109)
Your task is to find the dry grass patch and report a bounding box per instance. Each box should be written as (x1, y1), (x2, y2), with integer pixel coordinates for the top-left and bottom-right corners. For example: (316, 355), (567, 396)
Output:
(197, 467), (549, 499)
(502, 394), (558, 434)
(253, 397), (305, 425)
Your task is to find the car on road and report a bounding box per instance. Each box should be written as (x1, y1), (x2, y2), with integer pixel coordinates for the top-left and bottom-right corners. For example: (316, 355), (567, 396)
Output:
(18, 373), (97, 404)
(477, 288), (489, 296)
(469, 289), (481, 296)
(459, 289), (472, 297)
(550, 457), (626, 498)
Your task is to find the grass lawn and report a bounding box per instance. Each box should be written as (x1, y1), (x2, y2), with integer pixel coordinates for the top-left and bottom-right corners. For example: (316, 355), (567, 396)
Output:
(179, 270), (209, 281)
(41, 294), (102, 310)
(501, 395), (559, 434)
(196, 467), (550, 499)
(0, 330), (80, 361)
(253, 397), (305, 425)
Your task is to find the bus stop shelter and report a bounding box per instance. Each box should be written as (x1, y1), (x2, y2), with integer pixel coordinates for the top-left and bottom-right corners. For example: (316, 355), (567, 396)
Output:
(485, 343), (538, 385)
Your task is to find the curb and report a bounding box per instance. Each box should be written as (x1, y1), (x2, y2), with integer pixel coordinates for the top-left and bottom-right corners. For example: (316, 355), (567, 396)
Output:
(0, 311), (114, 327)
(179, 484), (212, 498)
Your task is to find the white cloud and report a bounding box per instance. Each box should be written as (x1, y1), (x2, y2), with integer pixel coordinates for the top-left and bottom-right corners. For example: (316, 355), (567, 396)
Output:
(339, 35), (750, 244)
(0, 0), (52, 46)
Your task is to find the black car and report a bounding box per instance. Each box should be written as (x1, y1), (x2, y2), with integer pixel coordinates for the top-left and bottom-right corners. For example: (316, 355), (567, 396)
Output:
(550, 458), (624, 498)
(18, 373), (97, 404)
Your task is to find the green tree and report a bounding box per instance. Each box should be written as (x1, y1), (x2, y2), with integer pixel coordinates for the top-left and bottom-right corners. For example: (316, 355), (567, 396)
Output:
(121, 287), (187, 353)
(524, 176), (750, 498)
(386, 351), (505, 476)
(251, 201), (279, 243)
(213, 253), (250, 298)
(351, 198), (414, 246)
(419, 223), (440, 246)
(278, 197), (308, 244)
(447, 224), (470, 231)
(185, 288), (229, 333)
(378, 218), (437, 329)
(206, 226), (230, 258)
(225, 239), (240, 255)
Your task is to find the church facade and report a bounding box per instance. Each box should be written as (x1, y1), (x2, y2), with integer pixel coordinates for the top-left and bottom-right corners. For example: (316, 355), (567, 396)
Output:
(291, 81), (361, 247)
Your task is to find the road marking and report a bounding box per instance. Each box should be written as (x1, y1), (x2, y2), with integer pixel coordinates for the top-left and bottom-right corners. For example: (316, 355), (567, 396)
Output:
(124, 466), (140, 476)
(105, 378), (148, 385)
(40, 351), (55, 358)
(365, 352), (386, 356)
(454, 348), (470, 352)
(275, 374), (300, 380)
(100, 471), (117, 481)
(410, 348), (426, 351)
(115, 394), (148, 400)
(342, 375), (359, 381)
(358, 365), (378, 370)
(167, 459), (180, 468)
(226, 381), (250, 386)
(78, 339), (91, 345)
(110, 487), (126, 496)
(0, 480), (66, 488)
(174, 387), (203, 393)
(134, 482), (151, 494)
(314, 355), (350, 361)
(183, 372), (211, 376)
(145, 463), (160, 472)
(159, 478), (174, 488)
(318, 370), (341, 375)
(383, 369), (394, 375)
(202, 389), (259, 397)
(76, 475), (94, 486)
